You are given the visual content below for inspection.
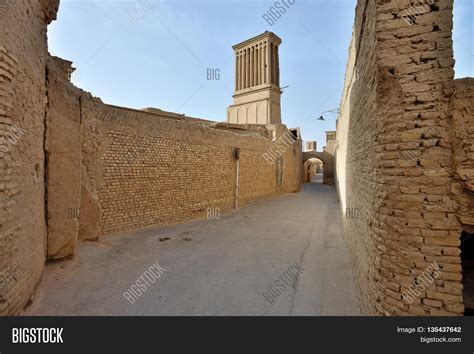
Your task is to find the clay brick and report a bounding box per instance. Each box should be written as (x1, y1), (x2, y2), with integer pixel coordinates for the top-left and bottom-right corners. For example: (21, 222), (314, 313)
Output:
(422, 298), (442, 308)
(445, 303), (465, 313)
(336, 0), (469, 317)
(426, 291), (462, 304)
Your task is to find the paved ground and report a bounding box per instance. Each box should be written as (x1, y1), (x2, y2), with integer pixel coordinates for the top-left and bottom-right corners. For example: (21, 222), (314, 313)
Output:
(26, 177), (361, 316)
(311, 173), (323, 184)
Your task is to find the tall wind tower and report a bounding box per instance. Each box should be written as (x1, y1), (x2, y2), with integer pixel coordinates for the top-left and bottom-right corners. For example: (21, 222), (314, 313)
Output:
(227, 31), (282, 125)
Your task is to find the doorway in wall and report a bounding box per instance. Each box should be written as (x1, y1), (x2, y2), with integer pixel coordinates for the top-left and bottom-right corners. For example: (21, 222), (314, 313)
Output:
(303, 158), (324, 184)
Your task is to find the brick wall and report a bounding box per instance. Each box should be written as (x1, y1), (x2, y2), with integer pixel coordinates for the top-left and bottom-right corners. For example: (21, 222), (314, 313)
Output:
(449, 79), (474, 230)
(337, 0), (379, 315)
(0, 0), (59, 315)
(45, 56), (83, 259)
(337, 0), (472, 316)
(0, 0), (303, 316)
(79, 97), (302, 236)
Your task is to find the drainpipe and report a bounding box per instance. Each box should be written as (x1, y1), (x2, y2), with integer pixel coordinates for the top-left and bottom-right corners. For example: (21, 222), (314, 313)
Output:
(234, 148), (240, 209)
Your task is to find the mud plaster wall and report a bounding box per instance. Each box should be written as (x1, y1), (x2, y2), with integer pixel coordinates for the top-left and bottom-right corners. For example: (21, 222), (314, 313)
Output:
(336, 0), (379, 316)
(79, 97), (302, 236)
(45, 56), (83, 259)
(0, 0), (302, 316)
(449, 78), (474, 231)
(337, 0), (471, 316)
(0, 0), (59, 315)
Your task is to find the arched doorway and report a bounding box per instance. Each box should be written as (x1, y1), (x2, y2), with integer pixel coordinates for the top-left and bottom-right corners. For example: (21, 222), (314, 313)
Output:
(303, 158), (323, 183)
(302, 151), (334, 185)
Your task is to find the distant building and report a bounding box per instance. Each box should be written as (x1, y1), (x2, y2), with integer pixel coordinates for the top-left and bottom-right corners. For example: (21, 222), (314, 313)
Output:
(305, 141), (317, 151)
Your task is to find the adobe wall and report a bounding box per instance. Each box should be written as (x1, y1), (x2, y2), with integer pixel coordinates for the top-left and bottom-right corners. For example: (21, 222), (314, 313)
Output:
(79, 97), (302, 236)
(449, 79), (474, 231)
(0, 0), (302, 316)
(337, 0), (472, 316)
(323, 136), (336, 185)
(336, 0), (379, 315)
(0, 0), (59, 315)
(45, 56), (83, 259)
(39, 54), (303, 258)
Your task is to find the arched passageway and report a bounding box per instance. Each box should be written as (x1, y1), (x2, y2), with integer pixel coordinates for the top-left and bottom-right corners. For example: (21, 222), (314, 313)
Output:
(303, 158), (323, 183)
(302, 151), (334, 185)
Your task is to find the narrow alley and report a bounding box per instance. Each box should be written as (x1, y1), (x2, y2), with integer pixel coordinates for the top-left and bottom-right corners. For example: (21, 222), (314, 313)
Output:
(26, 181), (360, 316)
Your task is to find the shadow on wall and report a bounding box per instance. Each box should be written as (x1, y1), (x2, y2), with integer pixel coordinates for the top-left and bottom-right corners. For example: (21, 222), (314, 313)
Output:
(461, 230), (474, 316)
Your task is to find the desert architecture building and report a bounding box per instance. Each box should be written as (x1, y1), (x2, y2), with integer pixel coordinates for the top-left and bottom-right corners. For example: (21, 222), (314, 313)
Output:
(302, 131), (336, 184)
(302, 140), (323, 182)
(0, 0), (473, 317)
(305, 141), (317, 152)
(227, 32), (283, 125)
(0, 1), (302, 315)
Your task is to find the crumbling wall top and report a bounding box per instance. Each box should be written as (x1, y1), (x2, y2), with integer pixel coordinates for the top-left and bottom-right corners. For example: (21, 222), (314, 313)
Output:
(41, 0), (60, 24)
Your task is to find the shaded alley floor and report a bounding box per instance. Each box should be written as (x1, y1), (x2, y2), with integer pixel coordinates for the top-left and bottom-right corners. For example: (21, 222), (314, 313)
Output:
(26, 181), (361, 316)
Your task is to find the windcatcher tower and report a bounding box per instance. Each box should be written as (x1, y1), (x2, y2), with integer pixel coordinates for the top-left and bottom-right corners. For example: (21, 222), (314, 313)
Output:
(227, 31), (282, 125)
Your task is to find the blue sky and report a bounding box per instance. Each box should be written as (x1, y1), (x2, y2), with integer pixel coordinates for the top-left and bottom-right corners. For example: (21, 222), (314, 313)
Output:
(48, 0), (473, 149)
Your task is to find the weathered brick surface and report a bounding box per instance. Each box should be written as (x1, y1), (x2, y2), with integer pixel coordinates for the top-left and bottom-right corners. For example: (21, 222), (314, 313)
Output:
(80, 98), (302, 235)
(337, 0), (380, 316)
(449, 78), (474, 228)
(337, 0), (472, 316)
(0, 0), (302, 316)
(45, 56), (83, 259)
(0, 0), (59, 315)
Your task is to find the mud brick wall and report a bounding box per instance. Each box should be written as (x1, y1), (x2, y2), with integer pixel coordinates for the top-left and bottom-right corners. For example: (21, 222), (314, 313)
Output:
(80, 98), (302, 236)
(337, 0), (470, 316)
(337, 0), (380, 316)
(449, 79), (474, 230)
(45, 56), (83, 259)
(281, 126), (303, 192)
(375, 0), (462, 316)
(0, 0), (59, 315)
(0, 0), (303, 316)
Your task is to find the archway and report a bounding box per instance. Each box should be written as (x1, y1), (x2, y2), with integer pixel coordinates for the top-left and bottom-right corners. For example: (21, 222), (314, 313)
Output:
(303, 158), (323, 183)
(302, 151), (334, 185)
